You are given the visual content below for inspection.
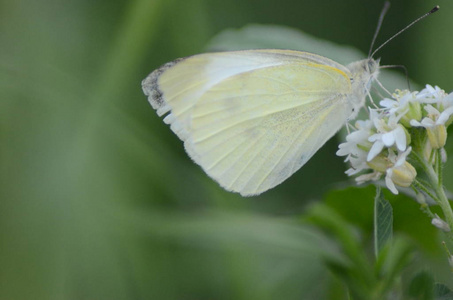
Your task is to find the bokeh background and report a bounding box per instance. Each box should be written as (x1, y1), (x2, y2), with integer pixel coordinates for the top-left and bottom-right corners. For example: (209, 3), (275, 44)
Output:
(1, 0), (453, 299)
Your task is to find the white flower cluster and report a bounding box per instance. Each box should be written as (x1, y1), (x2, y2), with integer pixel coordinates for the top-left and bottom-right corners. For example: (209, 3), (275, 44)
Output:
(337, 85), (453, 194)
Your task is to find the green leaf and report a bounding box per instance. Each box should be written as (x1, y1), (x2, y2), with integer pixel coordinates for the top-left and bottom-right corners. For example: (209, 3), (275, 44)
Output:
(434, 283), (453, 300)
(407, 271), (434, 300)
(375, 237), (413, 293)
(374, 186), (393, 257)
(305, 203), (376, 299)
(324, 186), (439, 254)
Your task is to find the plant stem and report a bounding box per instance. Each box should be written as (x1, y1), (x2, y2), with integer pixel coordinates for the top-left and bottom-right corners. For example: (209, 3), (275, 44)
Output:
(425, 162), (453, 240)
(412, 179), (438, 204)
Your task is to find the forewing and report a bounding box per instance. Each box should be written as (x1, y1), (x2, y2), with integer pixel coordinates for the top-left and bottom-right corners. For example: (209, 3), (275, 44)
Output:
(142, 50), (352, 196)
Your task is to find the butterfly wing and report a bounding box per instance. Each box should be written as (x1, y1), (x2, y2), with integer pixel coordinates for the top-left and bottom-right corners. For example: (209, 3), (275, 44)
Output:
(142, 50), (354, 196)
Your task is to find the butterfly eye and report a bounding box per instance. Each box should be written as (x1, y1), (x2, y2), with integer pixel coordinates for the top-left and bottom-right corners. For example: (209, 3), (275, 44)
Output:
(367, 60), (376, 72)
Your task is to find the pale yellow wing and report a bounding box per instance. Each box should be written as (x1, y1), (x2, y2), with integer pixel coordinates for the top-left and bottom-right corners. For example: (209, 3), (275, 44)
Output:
(142, 50), (354, 196)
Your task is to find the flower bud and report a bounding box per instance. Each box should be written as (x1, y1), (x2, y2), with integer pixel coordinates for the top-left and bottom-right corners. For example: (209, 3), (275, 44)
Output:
(432, 214), (451, 232)
(441, 148), (448, 163)
(390, 161), (417, 188)
(367, 155), (389, 173)
(423, 140), (433, 161)
(415, 192), (427, 205)
(427, 125), (447, 149)
(401, 101), (422, 128)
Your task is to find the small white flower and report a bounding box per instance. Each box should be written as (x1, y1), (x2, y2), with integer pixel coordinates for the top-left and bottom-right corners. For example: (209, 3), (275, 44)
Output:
(336, 127), (370, 158)
(416, 85), (444, 101)
(345, 151), (370, 176)
(440, 93), (453, 110)
(338, 85), (451, 195)
(380, 90), (415, 114)
(368, 113), (407, 161)
(384, 147), (415, 194)
(410, 104), (453, 149)
(410, 105), (453, 128)
(337, 119), (375, 175)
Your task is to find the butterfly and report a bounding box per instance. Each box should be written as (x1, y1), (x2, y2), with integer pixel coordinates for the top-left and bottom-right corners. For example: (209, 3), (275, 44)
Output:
(141, 4), (438, 196)
(142, 49), (379, 196)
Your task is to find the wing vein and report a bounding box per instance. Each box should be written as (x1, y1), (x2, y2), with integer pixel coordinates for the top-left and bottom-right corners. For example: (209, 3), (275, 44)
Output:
(227, 135), (270, 190)
(205, 131), (263, 171)
(193, 96), (339, 143)
(254, 97), (341, 193)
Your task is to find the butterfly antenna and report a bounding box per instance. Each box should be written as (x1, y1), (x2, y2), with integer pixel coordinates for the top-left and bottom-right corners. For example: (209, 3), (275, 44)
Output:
(370, 5), (439, 58)
(380, 64), (411, 90)
(368, 1), (391, 58)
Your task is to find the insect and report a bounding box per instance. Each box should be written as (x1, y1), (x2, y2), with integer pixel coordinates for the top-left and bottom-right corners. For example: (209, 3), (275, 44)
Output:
(141, 3), (438, 196)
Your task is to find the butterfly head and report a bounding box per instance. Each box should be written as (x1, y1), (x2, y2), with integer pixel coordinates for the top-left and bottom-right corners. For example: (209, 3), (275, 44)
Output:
(346, 58), (381, 119)
(363, 57), (381, 92)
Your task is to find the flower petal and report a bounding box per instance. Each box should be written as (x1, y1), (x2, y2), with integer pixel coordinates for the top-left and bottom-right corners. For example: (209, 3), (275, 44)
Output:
(421, 118), (435, 127)
(367, 140), (384, 161)
(385, 170), (399, 194)
(382, 132), (395, 147)
(394, 147), (412, 167)
(437, 106), (453, 125)
(380, 99), (396, 108)
(336, 144), (351, 156)
(368, 133), (381, 142)
(410, 119), (423, 127)
(394, 126), (407, 151)
(425, 104), (440, 115)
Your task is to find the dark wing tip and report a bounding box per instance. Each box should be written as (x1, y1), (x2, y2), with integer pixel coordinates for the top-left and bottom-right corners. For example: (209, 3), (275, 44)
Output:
(141, 58), (186, 111)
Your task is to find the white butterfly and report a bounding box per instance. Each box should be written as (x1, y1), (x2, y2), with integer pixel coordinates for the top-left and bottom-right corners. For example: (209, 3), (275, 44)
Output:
(142, 49), (379, 196)
(141, 3), (439, 196)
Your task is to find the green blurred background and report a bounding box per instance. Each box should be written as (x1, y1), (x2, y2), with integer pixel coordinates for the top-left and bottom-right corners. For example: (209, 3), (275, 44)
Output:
(1, 0), (452, 299)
